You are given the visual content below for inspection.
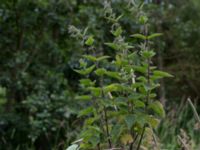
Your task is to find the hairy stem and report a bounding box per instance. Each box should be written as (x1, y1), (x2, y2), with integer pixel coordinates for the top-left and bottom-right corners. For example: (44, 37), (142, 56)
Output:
(145, 24), (150, 106)
(136, 125), (146, 150)
(103, 106), (112, 148)
(136, 22), (149, 150)
(129, 133), (139, 150)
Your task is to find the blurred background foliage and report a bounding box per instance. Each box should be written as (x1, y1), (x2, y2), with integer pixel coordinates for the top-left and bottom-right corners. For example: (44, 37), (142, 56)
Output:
(0, 0), (200, 149)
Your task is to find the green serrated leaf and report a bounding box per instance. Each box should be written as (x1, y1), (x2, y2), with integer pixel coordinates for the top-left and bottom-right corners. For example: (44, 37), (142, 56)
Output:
(134, 112), (149, 128)
(78, 107), (94, 117)
(128, 93), (144, 101)
(148, 101), (165, 118)
(83, 55), (97, 62)
(105, 71), (121, 80)
(95, 68), (106, 76)
(149, 93), (157, 98)
(83, 55), (110, 62)
(74, 65), (95, 75)
(133, 99), (145, 108)
(141, 50), (156, 58)
(120, 134), (133, 145)
(153, 70), (173, 78)
(134, 66), (147, 74)
(103, 84), (122, 93)
(137, 76), (147, 83)
(131, 34), (146, 40)
(105, 43), (119, 50)
(79, 79), (95, 87)
(111, 124), (124, 143)
(81, 126), (101, 147)
(88, 126), (102, 133)
(75, 95), (92, 101)
(147, 116), (160, 129)
(87, 87), (102, 97)
(96, 56), (110, 61)
(85, 117), (99, 126)
(124, 114), (135, 129)
(148, 33), (163, 40)
(132, 82), (142, 89)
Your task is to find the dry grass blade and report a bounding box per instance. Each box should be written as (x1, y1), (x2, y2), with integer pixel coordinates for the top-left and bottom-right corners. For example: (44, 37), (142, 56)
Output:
(187, 98), (200, 124)
(177, 135), (190, 150)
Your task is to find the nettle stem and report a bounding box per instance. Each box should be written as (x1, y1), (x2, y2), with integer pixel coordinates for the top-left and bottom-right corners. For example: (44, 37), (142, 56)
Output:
(145, 24), (150, 106)
(129, 133), (139, 150)
(104, 106), (112, 148)
(136, 124), (146, 150)
(95, 61), (106, 136)
(137, 22), (150, 150)
(100, 75), (112, 148)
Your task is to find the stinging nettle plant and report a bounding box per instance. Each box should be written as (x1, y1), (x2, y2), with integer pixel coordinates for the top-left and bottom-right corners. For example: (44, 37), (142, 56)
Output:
(67, 1), (173, 150)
